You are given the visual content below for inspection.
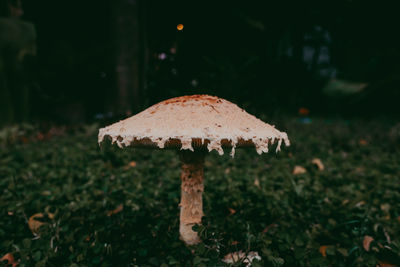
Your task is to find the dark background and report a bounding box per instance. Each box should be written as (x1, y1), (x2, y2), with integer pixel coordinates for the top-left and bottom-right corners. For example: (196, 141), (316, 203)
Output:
(1, 0), (400, 126)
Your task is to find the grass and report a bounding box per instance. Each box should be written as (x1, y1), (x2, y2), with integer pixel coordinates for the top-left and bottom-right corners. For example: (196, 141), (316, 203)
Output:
(1, 117), (400, 266)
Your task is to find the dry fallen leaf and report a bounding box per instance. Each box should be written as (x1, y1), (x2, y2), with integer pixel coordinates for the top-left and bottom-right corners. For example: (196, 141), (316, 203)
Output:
(359, 139), (368, 146)
(41, 190), (52, 196)
(20, 136), (29, 144)
(107, 204), (124, 216)
(45, 206), (56, 220)
(222, 251), (261, 266)
(380, 203), (390, 213)
(223, 251), (244, 263)
(355, 167), (364, 173)
(363, 235), (374, 251)
(28, 213), (47, 235)
(319, 245), (328, 257)
(383, 228), (391, 244)
(355, 201), (366, 207)
(311, 158), (324, 171)
(262, 223), (278, 234)
(123, 161), (137, 170)
(377, 262), (397, 267)
(36, 132), (45, 141)
(47, 212), (55, 220)
(0, 253), (18, 267)
(128, 161), (136, 167)
(228, 208), (236, 215)
(293, 166), (307, 175)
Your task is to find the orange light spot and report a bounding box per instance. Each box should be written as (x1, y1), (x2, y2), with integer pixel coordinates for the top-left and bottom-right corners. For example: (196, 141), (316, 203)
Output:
(177, 24), (184, 31)
(298, 107), (310, 115)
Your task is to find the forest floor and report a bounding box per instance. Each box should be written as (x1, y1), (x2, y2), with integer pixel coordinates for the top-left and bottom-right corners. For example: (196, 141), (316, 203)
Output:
(1, 117), (400, 266)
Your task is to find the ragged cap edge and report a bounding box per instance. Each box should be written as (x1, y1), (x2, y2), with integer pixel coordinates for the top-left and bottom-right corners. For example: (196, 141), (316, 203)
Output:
(98, 128), (290, 158)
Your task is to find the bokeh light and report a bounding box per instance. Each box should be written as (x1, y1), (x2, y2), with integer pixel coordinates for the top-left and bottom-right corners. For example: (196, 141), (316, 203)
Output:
(177, 24), (184, 31)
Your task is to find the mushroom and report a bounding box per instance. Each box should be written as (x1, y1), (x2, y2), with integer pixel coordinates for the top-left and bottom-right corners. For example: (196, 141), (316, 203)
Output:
(98, 95), (290, 245)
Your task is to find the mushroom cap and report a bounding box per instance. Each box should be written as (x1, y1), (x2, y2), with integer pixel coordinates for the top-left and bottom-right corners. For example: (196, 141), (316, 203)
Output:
(98, 95), (290, 156)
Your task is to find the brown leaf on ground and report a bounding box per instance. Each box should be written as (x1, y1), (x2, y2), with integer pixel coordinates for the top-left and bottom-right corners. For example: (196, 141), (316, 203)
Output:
(311, 158), (324, 171)
(41, 190), (52, 196)
(222, 251), (261, 266)
(128, 161), (136, 167)
(36, 132), (45, 141)
(45, 206), (56, 220)
(363, 235), (374, 251)
(228, 208), (236, 215)
(319, 246), (328, 257)
(262, 223), (278, 233)
(355, 167), (364, 173)
(0, 253), (18, 267)
(123, 161), (137, 170)
(377, 262), (397, 267)
(380, 203), (390, 213)
(47, 212), (55, 220)
(383, 228), (391, 244)
(359, 139), (368, 146)
(293, 166), (306, 175)
(28, 213), (47, 235)
(355, 201), (366, 207)
(107, 204), (124, 216)
(20, 136), (29, 144)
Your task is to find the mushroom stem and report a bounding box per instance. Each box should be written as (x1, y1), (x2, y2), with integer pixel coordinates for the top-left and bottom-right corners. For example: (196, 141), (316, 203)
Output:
(179, 150), (205, 245)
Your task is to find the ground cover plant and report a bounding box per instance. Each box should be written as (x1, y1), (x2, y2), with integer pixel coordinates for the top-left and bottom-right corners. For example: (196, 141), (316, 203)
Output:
(1, 118), (400, 266)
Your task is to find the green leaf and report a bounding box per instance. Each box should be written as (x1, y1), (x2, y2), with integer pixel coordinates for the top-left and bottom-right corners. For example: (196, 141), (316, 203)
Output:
(326, 247), (335, 256)
(32, 250), (42, 261)
(337, 248), (348, 257)
(23, 238), (31, 248)
(295, 238), (304, 247)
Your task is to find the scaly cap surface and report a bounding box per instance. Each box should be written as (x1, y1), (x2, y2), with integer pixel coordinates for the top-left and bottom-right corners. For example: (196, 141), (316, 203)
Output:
(98, 95), (290, 156)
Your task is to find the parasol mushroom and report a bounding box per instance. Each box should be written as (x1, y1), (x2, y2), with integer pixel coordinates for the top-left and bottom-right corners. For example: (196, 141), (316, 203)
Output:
(98, 95), (289, 245)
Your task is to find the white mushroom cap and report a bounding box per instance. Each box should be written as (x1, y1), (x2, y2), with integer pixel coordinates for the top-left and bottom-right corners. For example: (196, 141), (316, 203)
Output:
(98, 95), (290, 157)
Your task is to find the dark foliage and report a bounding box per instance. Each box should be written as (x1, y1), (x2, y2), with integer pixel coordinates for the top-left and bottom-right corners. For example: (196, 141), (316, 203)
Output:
(1, 118), (399, 266)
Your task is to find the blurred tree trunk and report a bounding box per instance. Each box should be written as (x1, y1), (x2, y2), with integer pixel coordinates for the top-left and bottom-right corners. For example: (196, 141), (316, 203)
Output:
(0, 0), (35, 127)
(113, 0), (148, 114)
